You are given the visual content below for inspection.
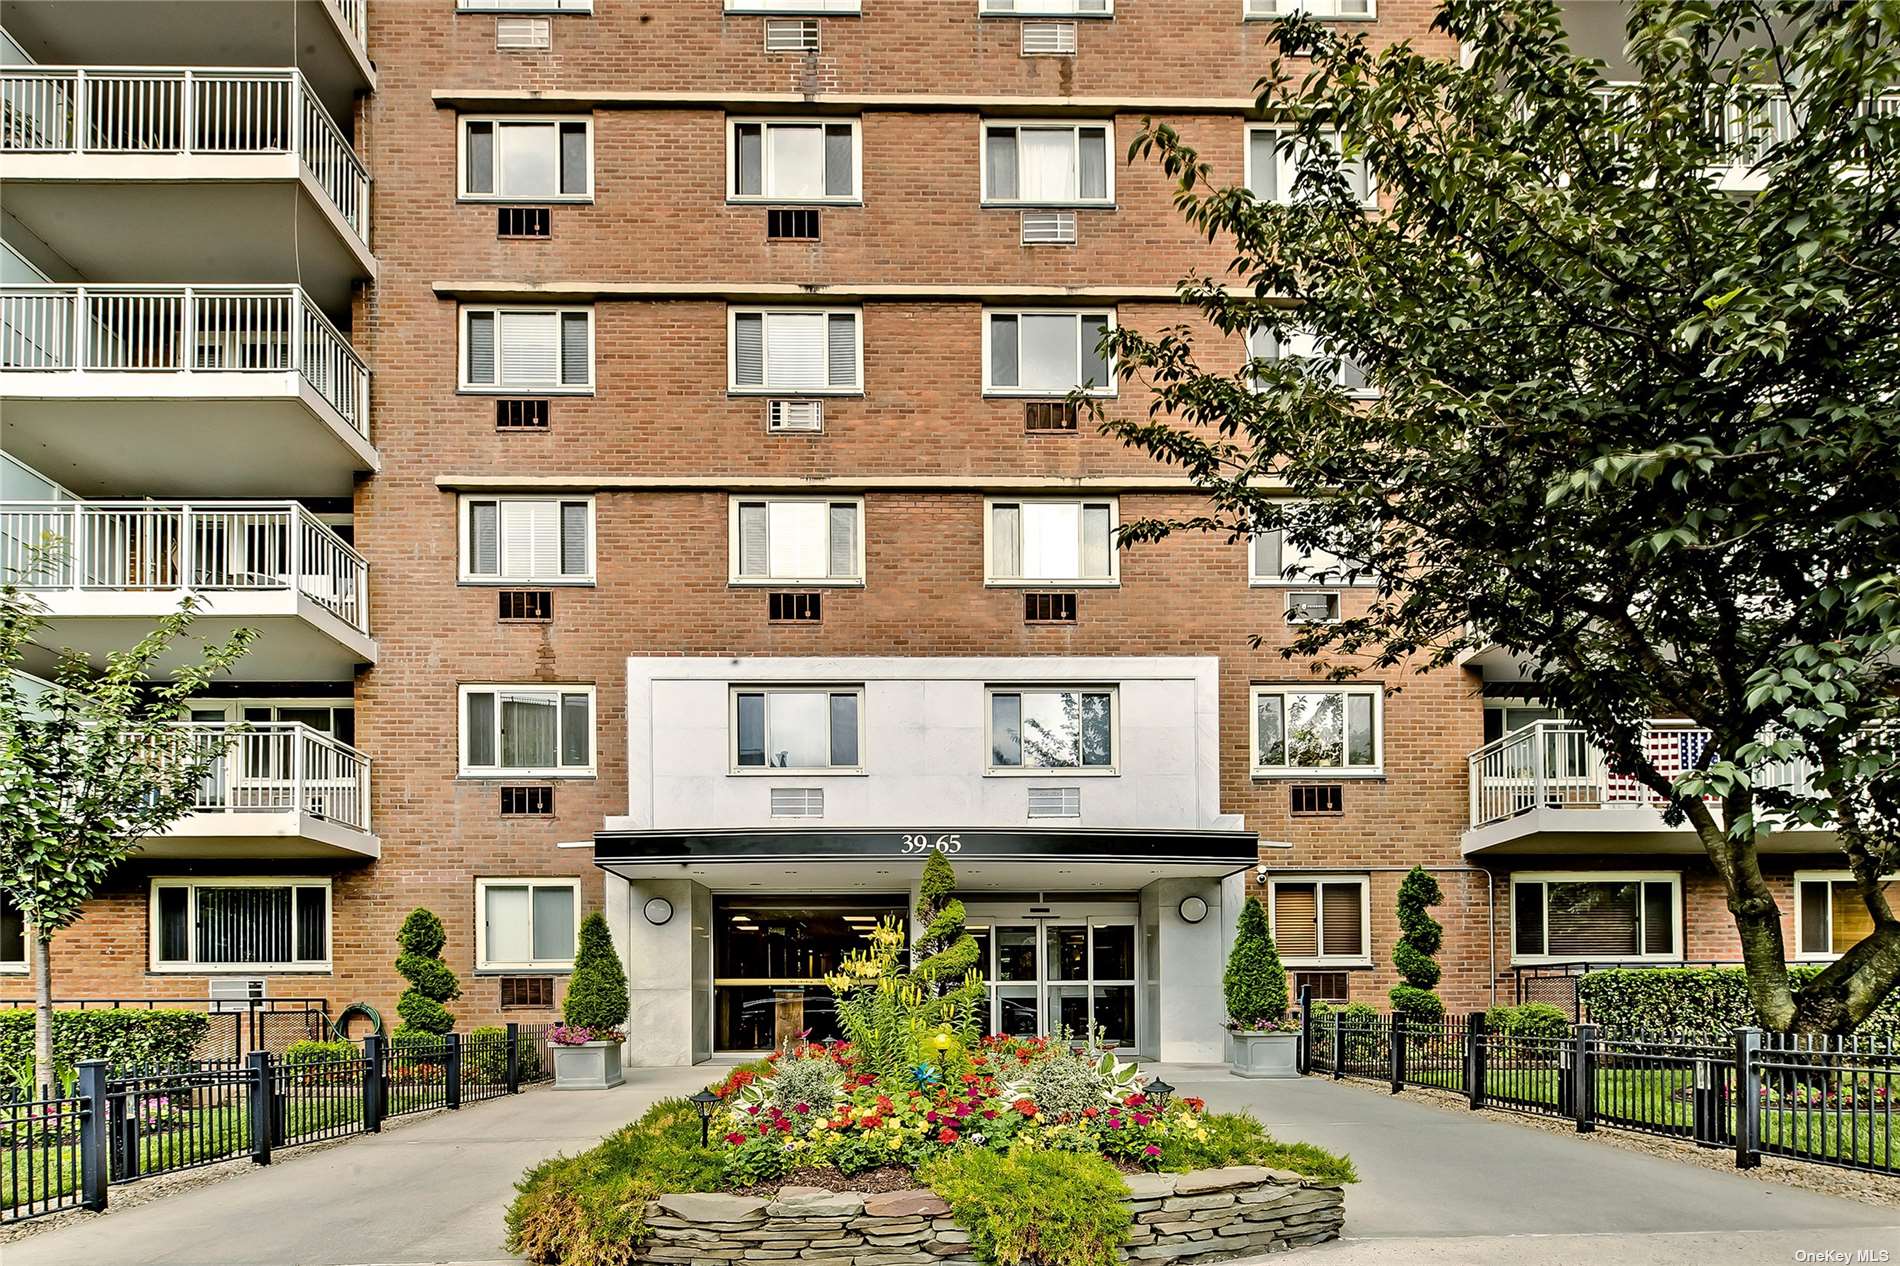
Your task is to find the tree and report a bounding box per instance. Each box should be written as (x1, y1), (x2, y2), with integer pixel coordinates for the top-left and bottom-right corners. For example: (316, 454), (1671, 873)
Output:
(563, 911), (629, 1033)
(1224, 896), (1289, 1028)
(0, 581), (255, 1091)
(393, 907), (460, 1038)
(909, 851), (985, 1043)
(1390, 867), (1445, 1021)
(1099, 0), (1900, 1034)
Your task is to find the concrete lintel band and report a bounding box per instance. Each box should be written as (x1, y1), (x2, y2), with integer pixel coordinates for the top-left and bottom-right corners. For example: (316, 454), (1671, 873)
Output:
(430, 90), (1266, 117)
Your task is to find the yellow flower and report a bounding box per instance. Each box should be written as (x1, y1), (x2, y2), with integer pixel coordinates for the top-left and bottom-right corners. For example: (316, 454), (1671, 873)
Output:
(887, 1135), (902, 1150)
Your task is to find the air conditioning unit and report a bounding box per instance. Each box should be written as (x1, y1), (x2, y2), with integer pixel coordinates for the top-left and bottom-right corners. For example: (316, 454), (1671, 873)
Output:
(209, 977), (266, 1011)
(767, 399), (824, 433)
(496, 16), (552, 50)
(1021, 210), (1077, 245)
(764, 18), (820, 54)
(1285, 590), (1342, 624)
(1021, 21), (1078, 56)
(1028, 787), (1082, 819)
(770, 787), (825, 818)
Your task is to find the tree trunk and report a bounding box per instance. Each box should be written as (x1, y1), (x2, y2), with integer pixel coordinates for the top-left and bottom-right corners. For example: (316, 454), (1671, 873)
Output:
(1679, 793), (1800, 1032)
(30, 918), (55, 1097)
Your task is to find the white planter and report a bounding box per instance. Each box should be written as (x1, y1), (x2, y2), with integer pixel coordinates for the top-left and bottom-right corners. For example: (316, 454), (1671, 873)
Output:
(553, 1039), (625, 1090)
(1230, 1030), (1300, 1079)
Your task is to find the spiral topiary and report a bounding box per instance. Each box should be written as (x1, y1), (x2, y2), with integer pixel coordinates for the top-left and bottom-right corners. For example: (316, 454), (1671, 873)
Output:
(1389, 866), (1445, 1021)
(1223, 895), (1289, 1028)
(393, 907), (460, 1038)
(563, 911), (629, 1033)
(908, 851), (985, 1043)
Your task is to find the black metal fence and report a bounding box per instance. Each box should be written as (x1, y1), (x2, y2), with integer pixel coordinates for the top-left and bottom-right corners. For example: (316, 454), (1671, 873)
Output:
(1, 1092), (90, 1222)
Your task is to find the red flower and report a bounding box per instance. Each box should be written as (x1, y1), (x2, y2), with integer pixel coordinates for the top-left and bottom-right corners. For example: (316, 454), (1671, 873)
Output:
(861, 1115), (882, 1129)
(725, 1132), (747, 1145)
(1082, 1106), (1100, 1119)
(937, 1126), (960, 1144)
(1134, 1113), (1152, 1127)
(794, 1103), (811, 1115)
(1182, 1097), (1205, 1113)
(981, 1109), (998, 1120)
(1123, 1093), (1147, 1107)
(746, 1105), (761, 1116)
(1012, 1098), (1038, 1116)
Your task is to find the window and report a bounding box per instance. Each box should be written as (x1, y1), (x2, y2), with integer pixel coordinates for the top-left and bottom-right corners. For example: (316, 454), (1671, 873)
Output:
(1245, 126), (1376, 207)
(476, 878), (578, 970)
(988, 687), (1116, 772)
(1247, 327), (1374, 396)
(730, 497), (865, 585)
(982, 123), (1113, 205)
(1511, 873), (1680, 962)
(1250, 503), (1368, 585)
(729, 119), (861, 202)
(461, 307), (593, 393)
(460, 117), (591, 200)
(731, 687), (862, 771)
(984, 311), (1115, 396)
(1268, 877), (1369, 964)
(979, 0), (1113, 13)
(1252, 686), (1381, 776)
(1795, 872), (1900, 959)
(1243, 0), (1374, 20)
(987, 498), (1118, 585)
(461, 496), (594, 583)
(150, 879), (331, 971)
(725, 0), (860, 13)
(0, 891), (23, 973)
(460, 0), (592, 10)
(729, 308), (862, 394)
(461, 685), (595, 776)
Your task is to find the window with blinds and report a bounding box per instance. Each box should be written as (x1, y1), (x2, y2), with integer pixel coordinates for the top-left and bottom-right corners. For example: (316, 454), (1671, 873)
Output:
(730, 497), (864, 584)
(987, 498), (1117, 584)
(478, 878), (579, 970)
(1796, 875), (1899, 957)
(1512, 875), (1679, 961)
(982, 122), (1114, 204)
(730, 119), (860, 202)
(461, 117), (591, 200)
(985, 310), (1115, 395)
(729, 308), (862, 393)
(462, 685), (595, 775)
(151, 880), (330, 970)
(462, 307), (593, 391)
(462, 496), (593, 583)
(1269, 879), (1366, 961)
(733, 688), (862, 771)
(1245, 126), (1376, 208)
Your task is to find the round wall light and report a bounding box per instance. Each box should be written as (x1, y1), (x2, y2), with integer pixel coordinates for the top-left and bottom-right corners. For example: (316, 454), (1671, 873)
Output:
(643, 896), (675, 926)
(1177, 896), (1209, 924)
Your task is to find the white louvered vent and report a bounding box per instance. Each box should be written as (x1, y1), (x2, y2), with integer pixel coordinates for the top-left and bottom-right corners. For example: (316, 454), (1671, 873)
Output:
(767, 399), (825, 433)
(771, 787), (826, 818)
(1028, 786), (1082, 819)
(496, 16), (552, 50)
(1021, 210), (1077, 245)
(765, 18), (821, 53)
(209, 977), (267, 1011)
(1021, 21), (1078, 56)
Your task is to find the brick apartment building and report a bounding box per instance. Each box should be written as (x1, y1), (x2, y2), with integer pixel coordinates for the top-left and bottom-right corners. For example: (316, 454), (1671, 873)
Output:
(0, 0), (1874, 1063)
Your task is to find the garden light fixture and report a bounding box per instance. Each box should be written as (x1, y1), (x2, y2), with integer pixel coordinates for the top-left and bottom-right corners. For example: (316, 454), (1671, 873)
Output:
(690, 1088), (721, 1147)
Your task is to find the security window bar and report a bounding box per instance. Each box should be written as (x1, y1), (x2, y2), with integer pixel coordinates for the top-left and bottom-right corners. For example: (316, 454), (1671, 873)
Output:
(982, 122), (1113, 205)
(1023, 592), (1077, 623)
(500, 784), (555, 816)
(463, 496), (594, 583)
(478, 878), (579, 970)
(767, 208), (822, 240)
(768, 591), (824, 622)
(462, 118), (591, 200)
(730, 119), (860, 202)
(462, 686), (595, 776)
(1511, 875), (1681, 962)
(498, 207), (552, 238)
(733, 688), (862, 771)
(1244, 126), (1376, 208)
(462, 307), (593, 392)
(152, 880), (330, 970)
(496, 399), (551, 430)
(732, 497), (864, 584)
(1253, 686), (1380, 775)
(499, 976), (555, 1009)
(764, 18), (821, 52)
(988, 498), (1117, 584)
(988, 688), (1115, 771)
(985, 310), (1114, 395)
(1268, 879), (1367, 962)
(498, 589), (554, 622)
(730, 308), (862, 393)
(1289, 783), (1345, 815)
(1024, 400), (1079, 432)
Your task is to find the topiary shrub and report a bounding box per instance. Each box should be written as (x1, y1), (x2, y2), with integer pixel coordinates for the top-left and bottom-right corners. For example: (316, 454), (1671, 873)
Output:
(1389, 866), (1445, 1022)
(563, 911), (629, 1033)
(1223, 895), (1289, 1028)
(909, 851), (986, 1044)
(394, 907), (460, 1038)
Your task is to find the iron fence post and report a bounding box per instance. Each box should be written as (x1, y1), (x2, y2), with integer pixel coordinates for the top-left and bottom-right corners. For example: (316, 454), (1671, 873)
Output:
(445, 1033), (462, 1110)
(363, 1033), (384, 1134)
(1297, 987), (1312, 1076)
(1390, 1017), (1406, 1094)
(1466, 1012), (1486, 1110)
(1734, 1027), (1762, 1169)
(1573, 1023), (1596, 1133)
(505, 1021), (521, 1094)
(1691, 1055), (1719, 1148)
(1331, 1012), (1343, 1080)
(248, 1050), (273, 1165)
(77, 1060), (109, 1211)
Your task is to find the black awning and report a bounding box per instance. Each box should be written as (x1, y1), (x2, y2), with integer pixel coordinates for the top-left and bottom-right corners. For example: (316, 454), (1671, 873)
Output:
(592, 826), (1257, 869)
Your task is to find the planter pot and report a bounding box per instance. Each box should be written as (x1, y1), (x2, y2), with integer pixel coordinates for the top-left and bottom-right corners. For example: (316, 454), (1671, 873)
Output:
(1230, 1030), (1300, 1079)
(553, 1039), (625, 1090)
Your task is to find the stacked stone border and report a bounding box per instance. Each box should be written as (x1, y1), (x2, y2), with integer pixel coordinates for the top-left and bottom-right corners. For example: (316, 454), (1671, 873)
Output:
(640, 1166), (1346, 1263)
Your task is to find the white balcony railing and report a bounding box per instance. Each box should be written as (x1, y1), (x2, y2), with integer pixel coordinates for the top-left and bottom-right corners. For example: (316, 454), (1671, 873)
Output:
(1467, 719), (1815, 830)
(0, 500), (369, 635)
(330, 0), (368, 45)
(0, 284), (369, 436)
(0, 66), (369, 243)
(1591, 84), (1900, 164)
(171, 721), (371, 834)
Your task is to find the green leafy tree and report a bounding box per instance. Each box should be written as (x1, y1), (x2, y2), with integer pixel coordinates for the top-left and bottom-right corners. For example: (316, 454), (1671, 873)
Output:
(1389, 867), (1445, 1021)
(909, 851), (986, 1043)
(1224, 896), (1289, 1028)
(564, 910), (629, 1033)
(1100, 0), (1900, 1034)
(394, 907), (460, 1037)
(0, 581), (254, 1092)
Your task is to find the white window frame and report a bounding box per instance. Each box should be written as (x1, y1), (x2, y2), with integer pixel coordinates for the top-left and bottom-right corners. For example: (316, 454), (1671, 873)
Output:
(1243, 125), (1377, 210)
(979, 120), (1117, 207)
(981, 309), (1117, 397)
(983, 496), (1120, 587)
(1250, 684), (1383, 778)
(475, 877), (581, 971)
(1792, 870), (1898, 961)
(1509, 871), (1683, 966)
(458, 494), (596, 585)
(0, 889), (26, 974)
(457, 115), (594, 202)
(724, 0), (861, 13)
(1248, 501), (1373, 587)
(459, 683), (597, 777)
(1242, 0), (1375, 20)
(727, 495), (867, 586)
(1246, 326), (1377, 398)
(726, 117), (863, 204)
(1266, 875), (1371, 967)
(985, 685), (1120, 776)
(148, 877), (333, 973)
(978, 0), (1114, 15)
(728, 686), (866, 775)
(458, 0), (593, 11)
(459, 305), (595, 394)
(727, 307), (865, 395)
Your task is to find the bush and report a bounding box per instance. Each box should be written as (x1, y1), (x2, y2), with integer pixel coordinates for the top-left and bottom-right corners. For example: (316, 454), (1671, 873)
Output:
(0, 1008), (209, 1078)
(564, 912), (629, 1032)
(1223, 896), (1289, 1027)
(284, 1038), (357, 1066)
(768, 1054), (841, 1134)
(921, 1149), (1132, 1266)
(1025, 1050), (1110, 1122)
(1156, 1109), (1357, 1184)
(394, 907), (460, 1038)
(1578, 966), (1900, 1041)
(1484, 1003), (1570, 1040)
(1389, 866), (1444, 1021)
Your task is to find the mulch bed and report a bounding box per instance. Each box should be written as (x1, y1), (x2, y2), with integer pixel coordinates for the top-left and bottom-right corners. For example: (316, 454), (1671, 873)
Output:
(733, 1165), (921, 1196)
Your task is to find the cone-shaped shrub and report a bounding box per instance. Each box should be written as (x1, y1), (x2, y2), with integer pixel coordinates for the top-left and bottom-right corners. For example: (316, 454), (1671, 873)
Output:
(909, 851), (985, 1042)
(1390, 866), (1445, 1021)
(1223, 896), (1289, 1028)
(564, 911), (630, 1033)
(394, 907), (459, 1037)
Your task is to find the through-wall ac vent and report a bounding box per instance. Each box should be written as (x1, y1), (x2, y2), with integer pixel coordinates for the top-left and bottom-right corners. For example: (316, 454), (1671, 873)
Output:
(496, 16), (552, 50)
(768, 207), (821, 240)
(498, 206), (551, 238)
(1021, 210), (1077, 245)
(1028, 786), (1082, 819)
(767, 399), (824, 432)
(1021, 21), (1077, 56)
(770, 787), (825, 818)
(764, 18), (820, 53)
(209, 977), (266, 1010)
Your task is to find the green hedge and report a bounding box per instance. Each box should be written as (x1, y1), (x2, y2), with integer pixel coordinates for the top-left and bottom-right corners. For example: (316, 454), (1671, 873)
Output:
(0, 1008), (212, 1080)
(1579, 967), (1900, 1041)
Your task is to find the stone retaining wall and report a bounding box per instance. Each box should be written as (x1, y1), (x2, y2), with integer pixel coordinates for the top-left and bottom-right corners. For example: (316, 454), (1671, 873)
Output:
(639, 1165), (1345, 1264)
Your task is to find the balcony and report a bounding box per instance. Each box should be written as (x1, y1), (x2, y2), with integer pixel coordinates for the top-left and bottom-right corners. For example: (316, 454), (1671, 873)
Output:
(150, 721), (377, 859)
(1, 500), (375, 680)
(0, 67), (373, 308)
(1463, 720), (1831, 856)
(0, 284), (376, 496)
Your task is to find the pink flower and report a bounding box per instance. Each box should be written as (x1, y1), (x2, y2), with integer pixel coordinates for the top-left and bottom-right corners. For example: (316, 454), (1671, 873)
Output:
(1134, 1113), (1152, 1127)
(794, 1103), (811, 1115)
(1143, 1145), (1161, 1157)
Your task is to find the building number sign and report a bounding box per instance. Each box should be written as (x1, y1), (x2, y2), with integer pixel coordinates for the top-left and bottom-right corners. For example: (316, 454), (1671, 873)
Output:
(901, 833), (963, 855)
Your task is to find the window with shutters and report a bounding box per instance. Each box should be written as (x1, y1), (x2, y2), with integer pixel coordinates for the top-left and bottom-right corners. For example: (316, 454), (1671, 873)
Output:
(460, 117), (592, 200)
(1249, 501), (1374, 586)
(1247, 327), (1376, 397)
(987, 686), (1117, 773)
(729, 496), (865, 585)
(731, 687), (863, 772)
(461, 684), (595, 776)
(460, 495), (594, 584)
(1244, 126), (1376, 208)
(729, 118), (861, 203)
(476, 878), (579, 971)
(1252, 686), (1381, 776)
(1267, 877), (1368, 964)
(984, 310), (1115, 396)
(1511, 873), (1681, 963)
(149, 878), (331, 972)
(1793, 871), (1899, 959)
(461, 306), (594, 393)
(985, 497), (1118, 586)
(728, 308), (863, 394)
(981, 122), (1114, 206)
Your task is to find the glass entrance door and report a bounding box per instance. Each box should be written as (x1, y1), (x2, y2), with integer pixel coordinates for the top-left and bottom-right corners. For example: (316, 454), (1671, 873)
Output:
(977, 920), (1136, 1046)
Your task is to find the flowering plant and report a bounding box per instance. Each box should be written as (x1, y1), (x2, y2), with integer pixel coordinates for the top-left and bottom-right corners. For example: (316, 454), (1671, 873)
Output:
(548, 1023), (623, 1047)
(1225, 1016), (1300, 1034)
